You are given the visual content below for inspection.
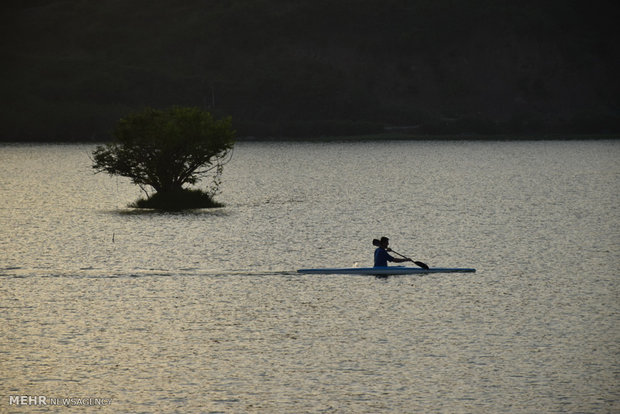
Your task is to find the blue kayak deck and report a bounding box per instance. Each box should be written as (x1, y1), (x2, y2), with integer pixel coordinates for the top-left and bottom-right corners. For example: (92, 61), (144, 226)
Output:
(296, 266), (476, 275)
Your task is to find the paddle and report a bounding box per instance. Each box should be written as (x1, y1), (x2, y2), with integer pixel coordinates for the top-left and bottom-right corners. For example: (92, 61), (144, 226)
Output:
(389, 249), (430, 270)
(372, 239), (430, 270)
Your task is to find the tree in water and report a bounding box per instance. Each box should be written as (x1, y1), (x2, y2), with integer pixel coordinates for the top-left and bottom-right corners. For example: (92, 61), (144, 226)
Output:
(92, 107), (235, 210)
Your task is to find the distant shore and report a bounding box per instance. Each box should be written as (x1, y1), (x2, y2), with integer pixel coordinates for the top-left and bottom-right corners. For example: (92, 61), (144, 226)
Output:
(235, 133), (620, 142)
(2, 133), (618, 144)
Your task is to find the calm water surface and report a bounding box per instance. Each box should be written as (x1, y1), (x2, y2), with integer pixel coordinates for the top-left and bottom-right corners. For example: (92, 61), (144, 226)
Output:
(1, 140), (618, 412)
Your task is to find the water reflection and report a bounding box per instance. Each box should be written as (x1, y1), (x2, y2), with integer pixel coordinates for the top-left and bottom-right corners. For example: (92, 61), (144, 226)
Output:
(0, 141), (618, 412)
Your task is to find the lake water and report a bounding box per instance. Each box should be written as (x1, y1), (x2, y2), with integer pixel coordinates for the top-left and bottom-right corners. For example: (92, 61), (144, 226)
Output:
(1, 140), (618, 412)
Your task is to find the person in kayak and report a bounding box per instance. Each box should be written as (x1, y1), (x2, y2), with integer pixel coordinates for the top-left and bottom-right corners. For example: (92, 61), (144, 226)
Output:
(374, 237), (412, 267)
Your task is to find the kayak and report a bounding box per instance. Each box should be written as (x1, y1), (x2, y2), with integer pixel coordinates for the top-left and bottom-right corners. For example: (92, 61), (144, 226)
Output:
(296, 266), (476, 275)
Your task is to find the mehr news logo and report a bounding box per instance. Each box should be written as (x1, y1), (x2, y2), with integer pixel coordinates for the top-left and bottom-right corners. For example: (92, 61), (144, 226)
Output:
(9, 395), (112, 407)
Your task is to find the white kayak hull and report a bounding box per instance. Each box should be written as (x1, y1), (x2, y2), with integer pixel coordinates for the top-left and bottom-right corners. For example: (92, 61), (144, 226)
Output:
(296, 266), (476, 275)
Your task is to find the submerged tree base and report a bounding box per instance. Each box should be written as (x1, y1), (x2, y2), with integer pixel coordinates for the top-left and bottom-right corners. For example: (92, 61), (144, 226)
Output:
(131, 189), (223, 210)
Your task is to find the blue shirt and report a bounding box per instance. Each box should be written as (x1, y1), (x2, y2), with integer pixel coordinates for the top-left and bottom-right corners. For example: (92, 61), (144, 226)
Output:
(374, 247), (395, 267)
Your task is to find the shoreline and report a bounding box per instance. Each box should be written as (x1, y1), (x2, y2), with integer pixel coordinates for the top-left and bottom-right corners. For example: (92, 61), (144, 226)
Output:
(1, 133), (619, 144)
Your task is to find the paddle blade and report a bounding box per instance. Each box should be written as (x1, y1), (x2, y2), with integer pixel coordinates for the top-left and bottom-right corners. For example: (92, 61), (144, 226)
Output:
(414, 261), (430, 270)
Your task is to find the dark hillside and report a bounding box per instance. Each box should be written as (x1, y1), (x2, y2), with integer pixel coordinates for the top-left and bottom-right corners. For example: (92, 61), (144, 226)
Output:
(1, 0), (619, 141)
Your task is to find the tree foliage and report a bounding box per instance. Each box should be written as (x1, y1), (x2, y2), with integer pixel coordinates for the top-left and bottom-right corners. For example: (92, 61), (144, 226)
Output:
(92, 107), (234, 208)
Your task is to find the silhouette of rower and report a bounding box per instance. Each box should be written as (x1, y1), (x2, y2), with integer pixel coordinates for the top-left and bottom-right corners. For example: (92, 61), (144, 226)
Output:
(373, 237), (412, 267)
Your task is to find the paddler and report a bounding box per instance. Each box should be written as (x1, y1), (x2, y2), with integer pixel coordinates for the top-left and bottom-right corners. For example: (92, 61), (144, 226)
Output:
(374, 237), (413, 267)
